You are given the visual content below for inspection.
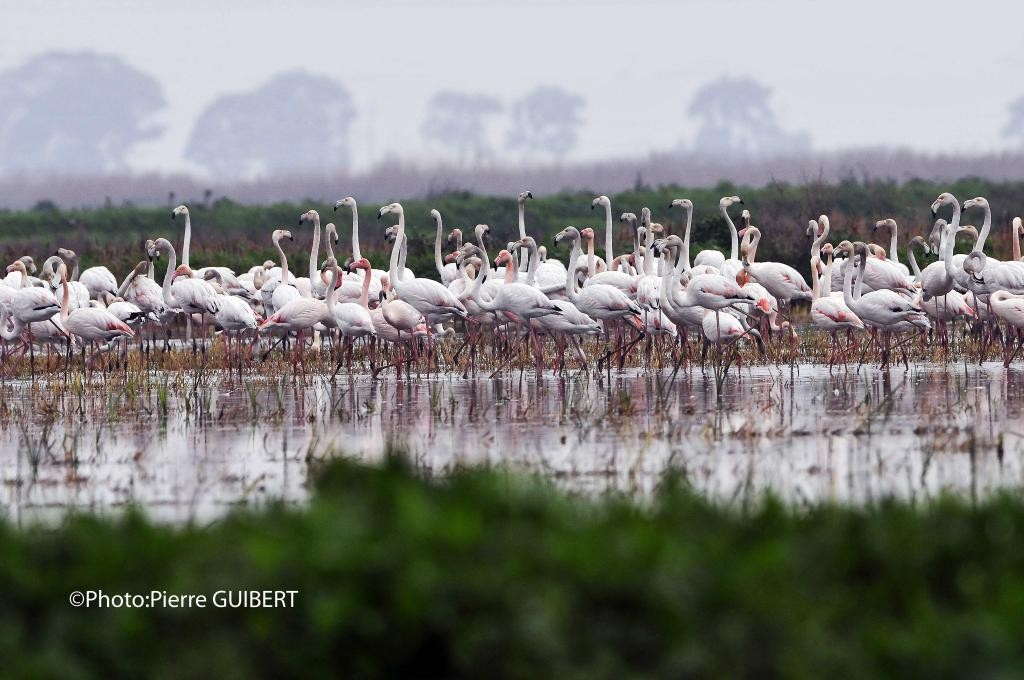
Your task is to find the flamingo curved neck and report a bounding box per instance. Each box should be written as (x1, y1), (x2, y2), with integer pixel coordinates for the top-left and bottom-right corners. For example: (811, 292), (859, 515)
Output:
(59, 271), (70, 323)
(275, 237), (289, 284)
(349, 201), (362, 261)
(523, 242), (539, 286)
(433, 214), (446, 279)
(517, 201), (529, 272)
(942, 221), (961, 282)
(810, 257), (821, 301)
(182, 213), (192, 268)
(565, 236), (582, 301)
(116, 268), (138, 298)
(325, 266), (338, 315)
(388, 209), (407, 282)
(811, 222), (829, 261)
(308, 213), (322, 283)
(324, 228), (336, 262)
(907, 242), (922, 280)
(359, 266), (371, 309)
(721, 204), (739, 261)
(887, 224), (900, 266)
(854, 252), (868, 300)
(603, 203), (614, 265)
(681, 206), (693, 271)
(822, 254), (834, 295)
(159, 243), (178, 308)
(974, 203), (993, 256)
(842, 251), (858, 309)
(643, 226), (655, 276)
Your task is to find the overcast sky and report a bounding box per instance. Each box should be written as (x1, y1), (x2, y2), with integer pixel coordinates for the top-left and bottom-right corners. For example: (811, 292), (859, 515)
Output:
(3, 0), (1022, 174)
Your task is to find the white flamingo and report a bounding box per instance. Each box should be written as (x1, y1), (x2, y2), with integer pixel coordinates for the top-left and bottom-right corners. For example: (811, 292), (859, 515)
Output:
(55, 248), (117, 299)
(378, 202), (468, 322)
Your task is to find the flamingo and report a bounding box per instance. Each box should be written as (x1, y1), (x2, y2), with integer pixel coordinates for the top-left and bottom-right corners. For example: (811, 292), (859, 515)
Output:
(738, 226), (811, 304)
(55, 248), (117, 299)
(41, 256), (90, 310)
(989, 291), (1024, 365)
(701, 309), (764, 356)
(431, 209), (459, 285)
(259, 293), (327, 369)
(378, 202), (468, 322)
(267, 229), (301, 314)
(58, 265), (134, 351)
(591, 194), (616, 270)
(810, 249), (863, 363)
(961, 197), (1024, 294)
(693, 196), (743, 275)
(840, 241), (928, 367)
(871, 219), (911, 277)
(299, 209), (324, 298)
(321, 257), (375, 369)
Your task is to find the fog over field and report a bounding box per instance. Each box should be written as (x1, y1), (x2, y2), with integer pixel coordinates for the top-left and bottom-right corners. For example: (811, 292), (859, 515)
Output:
(0, 0), (1022, 208)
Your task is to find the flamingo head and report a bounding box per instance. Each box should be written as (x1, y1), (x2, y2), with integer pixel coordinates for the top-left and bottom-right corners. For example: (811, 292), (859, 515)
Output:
(5, 261), (26, 275)
(580, 227), (595, 243)
(377, 202), (401, 220)
(806, 220), (818, 239)
(447, 228), (462, 245)
(735, 270), (750, 286)
(171, 264), (194, 281)
(518, 190), (533, 203)
(619, 212), (637, 227)
(821, 243), (834, 259)
(324, 223), (339, 244)
(333, 196), (355, 211)
(554, 226), (579, 246)
(817, 215), (829, 236)
(17, 256), (37, 275)
(299, 209), (319, 225)
(202, 269), (222, 284)
(958, 225), (979, 240)
(867, 244), (887, 260)
(931, 192), (957, 218)
(443, 250), (459, 265)
(962, 196), (988, 212)
(591, 195), (610, 210)
(720, 195), (744, 208)
(873, 218), (897, 234)
(55, 247), (76, 260)
(171, 204), (189, 219)
(669, 198), (692, 211)
(349, 257), (371, 273)
(273, 229), (293, 244)
(495, 250), (514, 268)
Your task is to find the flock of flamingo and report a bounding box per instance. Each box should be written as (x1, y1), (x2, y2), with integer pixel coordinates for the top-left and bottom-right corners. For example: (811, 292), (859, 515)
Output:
(2, 189), (1024, 375)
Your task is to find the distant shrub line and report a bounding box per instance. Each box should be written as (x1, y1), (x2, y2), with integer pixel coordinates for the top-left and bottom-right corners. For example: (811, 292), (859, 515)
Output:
(1, 176), (1018, 279)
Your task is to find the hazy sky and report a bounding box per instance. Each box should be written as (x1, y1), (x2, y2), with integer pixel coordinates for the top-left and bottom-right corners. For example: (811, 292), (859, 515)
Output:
(3, 0), (1023, 174)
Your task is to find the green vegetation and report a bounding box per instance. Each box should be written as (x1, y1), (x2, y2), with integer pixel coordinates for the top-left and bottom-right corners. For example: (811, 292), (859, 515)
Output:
(1, 176), (1016, 280)
(4, 453), (1024, 676)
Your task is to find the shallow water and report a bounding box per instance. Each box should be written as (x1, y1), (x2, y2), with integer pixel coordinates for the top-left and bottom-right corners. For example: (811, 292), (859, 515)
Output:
(2, 361), (1024, 522)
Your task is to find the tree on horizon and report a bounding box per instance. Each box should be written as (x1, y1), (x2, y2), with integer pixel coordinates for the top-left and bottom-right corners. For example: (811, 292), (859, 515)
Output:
(186, 71), (356, 178)
(0, 52), (165, 174)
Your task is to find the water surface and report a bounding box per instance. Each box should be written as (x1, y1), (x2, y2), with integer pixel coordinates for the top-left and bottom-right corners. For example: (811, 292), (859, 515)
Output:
(2, 362), (1022, 522)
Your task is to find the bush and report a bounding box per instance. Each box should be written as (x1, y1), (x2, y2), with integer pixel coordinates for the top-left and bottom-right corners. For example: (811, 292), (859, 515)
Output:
(2, 454), (1024, 677)
(1, 177), (1018, 281)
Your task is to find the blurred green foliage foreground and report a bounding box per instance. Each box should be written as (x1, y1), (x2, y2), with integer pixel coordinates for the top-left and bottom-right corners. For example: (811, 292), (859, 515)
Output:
(3, 453), (1024, 677)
